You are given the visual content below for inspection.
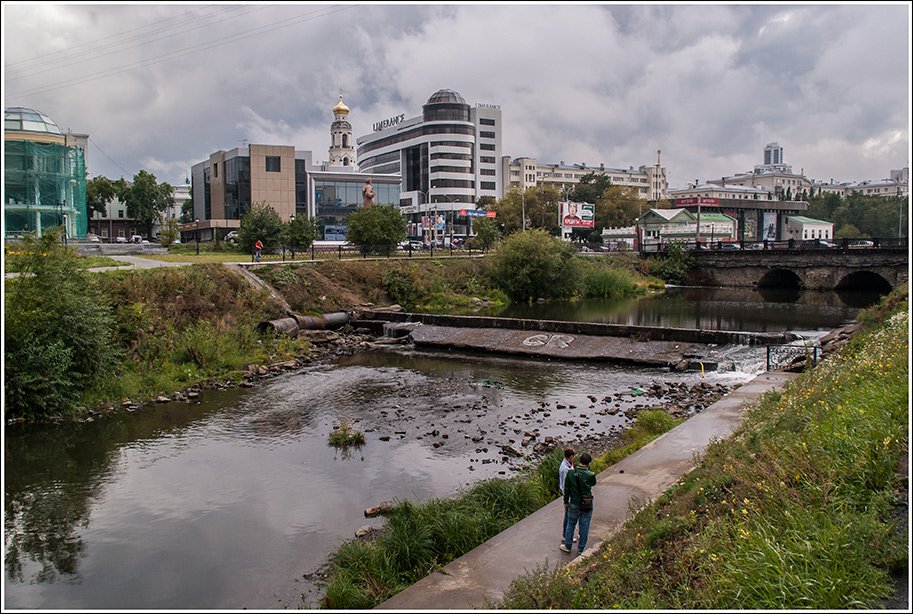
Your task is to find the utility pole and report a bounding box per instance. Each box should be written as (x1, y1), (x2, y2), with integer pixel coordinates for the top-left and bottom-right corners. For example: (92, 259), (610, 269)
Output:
(520, 188), (526, 231)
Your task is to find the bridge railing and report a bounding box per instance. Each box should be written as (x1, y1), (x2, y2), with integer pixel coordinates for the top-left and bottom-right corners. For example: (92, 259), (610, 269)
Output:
(250, 243), (489, 262)
(639, 237), (907, 254)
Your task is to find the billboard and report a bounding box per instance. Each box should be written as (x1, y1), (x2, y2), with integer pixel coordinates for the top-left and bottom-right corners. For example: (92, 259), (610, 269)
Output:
(562, 201), (595, 228)
(762, 212), (778, 240)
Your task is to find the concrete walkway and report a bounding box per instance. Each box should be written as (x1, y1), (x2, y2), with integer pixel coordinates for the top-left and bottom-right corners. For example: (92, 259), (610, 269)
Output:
(378, 370), (799, 610)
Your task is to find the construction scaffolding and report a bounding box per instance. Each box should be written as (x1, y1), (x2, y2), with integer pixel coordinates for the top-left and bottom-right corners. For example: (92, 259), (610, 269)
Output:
(4, 140), (88, 239)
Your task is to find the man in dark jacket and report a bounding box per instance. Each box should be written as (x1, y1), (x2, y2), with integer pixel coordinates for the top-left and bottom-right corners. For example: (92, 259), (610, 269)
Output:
(561, 452), (596, 555)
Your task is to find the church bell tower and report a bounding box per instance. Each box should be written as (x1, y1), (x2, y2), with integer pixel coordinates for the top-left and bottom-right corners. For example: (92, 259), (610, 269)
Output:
(328, 94), (355, 167)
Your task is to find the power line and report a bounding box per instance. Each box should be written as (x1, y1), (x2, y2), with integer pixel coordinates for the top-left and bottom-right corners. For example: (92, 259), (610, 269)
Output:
(88, 136), (131, 178)
(8, 6), (267, 82)
(7, 6), (225, 70)
(8, 5), (354, 99)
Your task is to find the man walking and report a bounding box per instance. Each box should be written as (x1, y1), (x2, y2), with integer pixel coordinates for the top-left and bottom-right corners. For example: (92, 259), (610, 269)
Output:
(561, 452), (596, 556)
(558, 448), (577, 545)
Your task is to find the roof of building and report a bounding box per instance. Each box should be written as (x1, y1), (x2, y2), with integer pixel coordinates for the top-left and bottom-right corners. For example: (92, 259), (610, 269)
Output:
(645, 208), (692, 221)
(788, 216), (832, 225)
(5, 106), (62, 135)
(697, 212), (736, 222)
(425, 89), (467, 105)
(332, 95), (350, 115)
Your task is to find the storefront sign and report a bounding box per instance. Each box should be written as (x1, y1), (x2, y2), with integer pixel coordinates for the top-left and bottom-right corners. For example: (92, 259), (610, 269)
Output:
(460, 209), (497, 218)
(372, 113), (405, 132)
(675, 197), (720, 206)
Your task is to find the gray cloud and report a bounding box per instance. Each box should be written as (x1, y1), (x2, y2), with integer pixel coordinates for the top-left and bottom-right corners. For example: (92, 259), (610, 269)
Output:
(3, 2), (909, 189)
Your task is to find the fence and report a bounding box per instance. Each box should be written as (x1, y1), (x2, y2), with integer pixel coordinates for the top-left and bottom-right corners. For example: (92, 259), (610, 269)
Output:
(252, 243), (489, 262)
(766, 343), (820, 371)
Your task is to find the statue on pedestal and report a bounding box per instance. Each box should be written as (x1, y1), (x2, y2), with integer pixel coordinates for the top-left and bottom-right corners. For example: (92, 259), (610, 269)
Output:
(362, 178), (376, 207)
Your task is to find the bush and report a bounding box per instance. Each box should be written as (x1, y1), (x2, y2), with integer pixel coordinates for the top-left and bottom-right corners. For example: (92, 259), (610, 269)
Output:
(643, 243), (694, 285)
(580, 261), (644, 299)
(346, 204), (408, 253)
(487, 229), (581, 302)
(4, 231), (118, 419)
(237, 203), (284, 254)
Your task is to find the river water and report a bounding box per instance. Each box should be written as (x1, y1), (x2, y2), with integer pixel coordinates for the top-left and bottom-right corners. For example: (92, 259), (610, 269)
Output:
(2, 288), (879, 609)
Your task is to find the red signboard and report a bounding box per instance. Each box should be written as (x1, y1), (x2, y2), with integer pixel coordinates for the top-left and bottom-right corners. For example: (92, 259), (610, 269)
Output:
(675, 197), (720, 206)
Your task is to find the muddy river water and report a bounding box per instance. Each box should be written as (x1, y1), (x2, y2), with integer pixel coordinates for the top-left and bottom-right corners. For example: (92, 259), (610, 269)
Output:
(2, 288), (878, 609)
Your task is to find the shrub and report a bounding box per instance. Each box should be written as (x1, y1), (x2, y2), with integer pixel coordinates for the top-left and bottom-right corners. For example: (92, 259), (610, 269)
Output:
(487, 229), (581, 302)
(4, 231), (118, 419)
(643, 243), (694, 285)
(237, 202), (284, 254)
(580, 261), (644, 299)
(381, 268), (420, 308)
(346, 204), (408, 253)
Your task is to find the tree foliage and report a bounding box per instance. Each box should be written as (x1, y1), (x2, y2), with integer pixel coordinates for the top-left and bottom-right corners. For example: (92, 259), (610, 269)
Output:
(468, 217), (501, 249)
(158, 218), (180, 246)
(570, 172), (614, 204)
(346, 204), (407, 253)
(806, 193), (907, 238)
(86, 176), (118, 217)
(488, 229), (581, 302)
(238, 203), (284, 254)
(284, 215), (320, 252)
(4, 230), (118, 419)
(119, 170), (175, 237)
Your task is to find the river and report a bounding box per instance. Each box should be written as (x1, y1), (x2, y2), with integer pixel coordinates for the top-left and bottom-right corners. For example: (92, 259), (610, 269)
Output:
(2, 287), (880, 609)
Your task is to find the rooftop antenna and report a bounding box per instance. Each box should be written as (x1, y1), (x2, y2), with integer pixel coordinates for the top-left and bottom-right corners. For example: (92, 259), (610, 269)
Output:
(240, 138), (248, 147)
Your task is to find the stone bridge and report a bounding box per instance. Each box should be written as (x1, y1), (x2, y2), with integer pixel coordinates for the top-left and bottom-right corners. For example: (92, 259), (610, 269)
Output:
(686, 247), (908, 291)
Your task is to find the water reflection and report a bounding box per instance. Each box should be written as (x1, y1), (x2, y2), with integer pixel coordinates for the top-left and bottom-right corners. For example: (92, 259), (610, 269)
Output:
(467, 287), (877, 331)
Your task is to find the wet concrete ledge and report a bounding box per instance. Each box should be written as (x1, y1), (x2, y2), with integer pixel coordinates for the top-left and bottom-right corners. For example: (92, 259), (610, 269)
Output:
(358, 311), (797, 346)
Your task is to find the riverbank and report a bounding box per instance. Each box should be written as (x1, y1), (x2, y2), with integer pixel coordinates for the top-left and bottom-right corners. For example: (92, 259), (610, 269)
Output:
(495, 286), (908, 609)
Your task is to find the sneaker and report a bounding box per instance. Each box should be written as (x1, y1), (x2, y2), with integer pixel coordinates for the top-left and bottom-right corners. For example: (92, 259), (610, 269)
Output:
(573, 536), (578, 542)
(559, 544), (571, 553)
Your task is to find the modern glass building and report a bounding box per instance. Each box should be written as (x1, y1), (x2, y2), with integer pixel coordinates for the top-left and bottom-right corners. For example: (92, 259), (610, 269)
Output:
(356, 89), (503, 231)
(4, 107), (88, 239)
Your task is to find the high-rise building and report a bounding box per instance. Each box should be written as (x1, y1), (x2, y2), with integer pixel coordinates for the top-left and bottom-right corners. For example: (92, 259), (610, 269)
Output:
(357, 89), (503, 220)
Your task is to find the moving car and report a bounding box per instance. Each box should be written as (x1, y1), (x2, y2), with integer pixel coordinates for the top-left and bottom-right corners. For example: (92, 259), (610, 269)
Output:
(848, 239), (874, 248)
(719, 243), (741, 250)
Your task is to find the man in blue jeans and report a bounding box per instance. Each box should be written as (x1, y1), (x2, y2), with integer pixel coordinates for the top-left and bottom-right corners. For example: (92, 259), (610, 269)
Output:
(561, 452), (596, 555)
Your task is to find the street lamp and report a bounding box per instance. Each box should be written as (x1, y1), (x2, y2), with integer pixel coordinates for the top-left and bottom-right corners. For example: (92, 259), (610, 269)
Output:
(289, 215), (296, 260)
(195, 218), (200, 255)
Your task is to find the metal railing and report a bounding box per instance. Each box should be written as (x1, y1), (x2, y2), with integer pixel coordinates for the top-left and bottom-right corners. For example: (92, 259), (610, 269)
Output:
(251, 243), (489, 263)
(638, 237), (908, 254)
(766, 343), (820, 371)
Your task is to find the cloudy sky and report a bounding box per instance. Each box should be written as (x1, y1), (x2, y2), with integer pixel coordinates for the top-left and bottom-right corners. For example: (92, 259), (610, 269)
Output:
(3, 2), (910, 189)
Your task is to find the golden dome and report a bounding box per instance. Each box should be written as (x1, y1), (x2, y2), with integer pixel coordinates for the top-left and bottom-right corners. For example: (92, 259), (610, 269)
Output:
(332, 95), (350, 115)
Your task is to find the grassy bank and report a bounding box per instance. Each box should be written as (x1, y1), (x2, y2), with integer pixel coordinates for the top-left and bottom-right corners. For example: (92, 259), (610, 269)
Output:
(500, 288), (909, 609)
(4, 245), (130, 272)
(4, 233), (307, 421)
(256, 252), (662, 315)
(320, 409), (679, 609)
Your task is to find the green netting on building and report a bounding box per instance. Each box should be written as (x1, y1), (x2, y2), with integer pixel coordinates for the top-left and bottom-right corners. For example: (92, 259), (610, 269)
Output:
(4, 140), (88, 239)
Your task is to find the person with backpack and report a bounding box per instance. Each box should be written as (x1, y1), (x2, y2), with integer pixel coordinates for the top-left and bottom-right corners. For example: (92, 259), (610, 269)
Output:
(558, 448), (578, 545)
(561, 452), (596, 555)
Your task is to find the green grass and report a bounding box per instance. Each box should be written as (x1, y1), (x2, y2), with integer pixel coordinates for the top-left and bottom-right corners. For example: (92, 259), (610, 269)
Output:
(319, 410), (682, 609)
(328, 418), (366, 448)
(4, 247), (130, 272)
(500, 288), (909, 610)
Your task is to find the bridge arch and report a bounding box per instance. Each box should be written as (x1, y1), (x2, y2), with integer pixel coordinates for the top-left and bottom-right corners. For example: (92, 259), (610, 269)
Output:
(835, 270), (893, 294)
(757, 268), (803, 290)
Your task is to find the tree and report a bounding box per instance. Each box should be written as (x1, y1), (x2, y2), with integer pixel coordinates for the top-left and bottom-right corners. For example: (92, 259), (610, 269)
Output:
(835, 223), (867, 239)
(119, 170), (174, 237)
(468, 217), (501, 249)
(488, 229), (581, 302)
(86, 176), (117, 217)
(237, 203), (284, 254)
(181, 191), (194, 223)
(345, 204), (407, 254)
(4, 229), (118, 419)
(284, 215), (320, 253)
(492, 191), (524, 235)
(159, 219), (180, 246)
(571, 173), (614, 204)
(595, 185), (642, 230)
(476, 195), (497, 209)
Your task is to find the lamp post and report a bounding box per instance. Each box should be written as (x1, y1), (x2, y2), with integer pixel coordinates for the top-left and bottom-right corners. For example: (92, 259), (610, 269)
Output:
(195, 218), (200, 255)
(289, 215), (296, 260)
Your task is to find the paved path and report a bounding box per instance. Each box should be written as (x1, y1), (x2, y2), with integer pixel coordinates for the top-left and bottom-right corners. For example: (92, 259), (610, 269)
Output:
(378, 370), (799, 610)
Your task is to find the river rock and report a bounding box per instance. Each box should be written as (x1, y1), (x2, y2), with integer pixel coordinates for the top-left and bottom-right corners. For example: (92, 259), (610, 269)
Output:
(355, 525), (378, 539)
(155, 396), (170, 403)
(364, 501), (396, 518)
(500, 444), (523, 457)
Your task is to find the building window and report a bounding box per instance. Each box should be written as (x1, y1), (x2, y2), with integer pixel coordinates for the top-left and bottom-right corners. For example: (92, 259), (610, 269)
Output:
(266, 156), (281, 172)
(480, 156), (496, 163)
(213, 162), (218, 178)
(479, 143), (496, 151)
(480, 168), (496, 176)
(481, 181), (496, 190)
(118, 210), (124, 218)
(479, 130), (496, 139)
(479, 118), (496, 126)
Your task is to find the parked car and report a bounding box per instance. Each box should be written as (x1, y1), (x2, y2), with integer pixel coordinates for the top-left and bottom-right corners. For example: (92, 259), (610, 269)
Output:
(848, 239), (874, 248)
(130, 234), (143, 244)
(744, 242), (765, 250)
(115, 236), (128, 244)
(719, 243), (741, 250)
(801, 239), (835, 249)
(225, 231), (239, 244)
(85, 233), (101, 243)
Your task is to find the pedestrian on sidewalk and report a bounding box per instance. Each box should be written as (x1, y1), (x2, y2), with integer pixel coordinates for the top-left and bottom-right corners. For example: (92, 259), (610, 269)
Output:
(558, 448), (578, 545)
(561, 452), (596, 556)
(254, 239), (263, 263)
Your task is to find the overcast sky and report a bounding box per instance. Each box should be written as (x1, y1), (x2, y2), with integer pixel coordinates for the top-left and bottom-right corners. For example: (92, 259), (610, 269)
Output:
(3, 2), (910, 190)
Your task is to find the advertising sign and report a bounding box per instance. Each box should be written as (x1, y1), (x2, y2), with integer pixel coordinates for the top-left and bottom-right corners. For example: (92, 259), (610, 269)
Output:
(459, 209), (497, 218)
(562, 201), (595, 228)
(762, 212), (778, 240)
(675, 196), (720, 206)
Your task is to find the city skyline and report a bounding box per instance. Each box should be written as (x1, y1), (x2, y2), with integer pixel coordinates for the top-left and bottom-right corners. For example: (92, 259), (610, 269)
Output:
(3, 2), (910, 190)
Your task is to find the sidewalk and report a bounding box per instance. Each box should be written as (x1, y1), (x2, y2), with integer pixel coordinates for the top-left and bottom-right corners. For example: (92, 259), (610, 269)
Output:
(378, 370), (799, 610)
